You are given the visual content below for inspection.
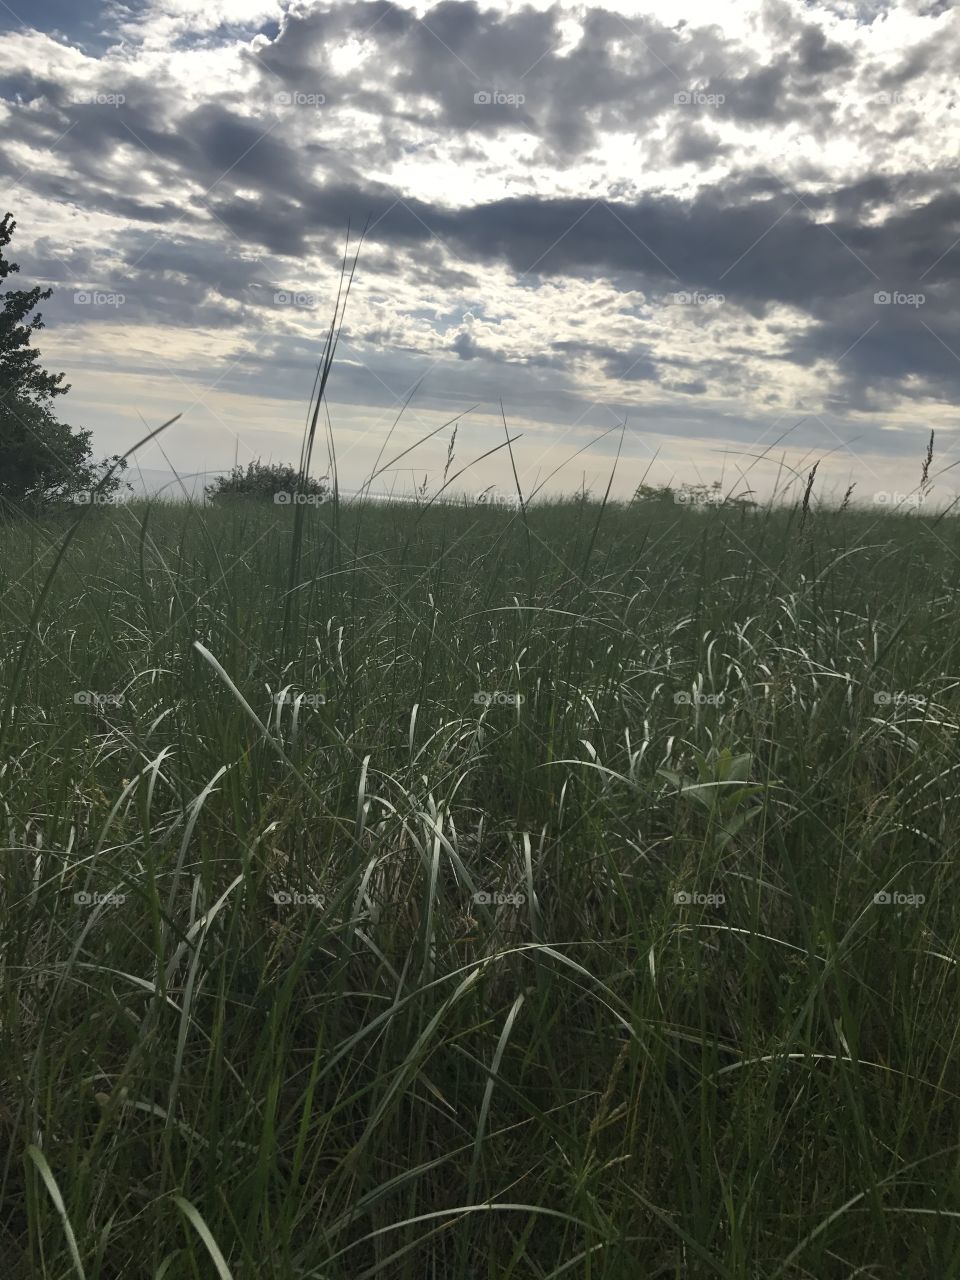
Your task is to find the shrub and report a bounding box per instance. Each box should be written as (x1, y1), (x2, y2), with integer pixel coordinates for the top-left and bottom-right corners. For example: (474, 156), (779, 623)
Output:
(204, 460), (329, 505)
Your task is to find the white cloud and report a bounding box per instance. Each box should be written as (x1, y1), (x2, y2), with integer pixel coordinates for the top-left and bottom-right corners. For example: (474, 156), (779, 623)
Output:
(1, 0), (958, 493)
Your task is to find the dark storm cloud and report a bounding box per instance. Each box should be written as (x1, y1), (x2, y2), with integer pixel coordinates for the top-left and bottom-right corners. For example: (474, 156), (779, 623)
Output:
(794, 24), (855, 75)
(0, 69), (65, 101)
(451, 330), (485, 359)
(2, 79), (197, 177)
(437, 180), (960, 309)
(667, 123), (732, 166)
(785, 294), (960, 410)
(667, 378), (709, 394)
(548, 338), (660, 382)
(601, 345), (660, 382)
(417, 181), (960, 403)
(249, 0), (850, 160)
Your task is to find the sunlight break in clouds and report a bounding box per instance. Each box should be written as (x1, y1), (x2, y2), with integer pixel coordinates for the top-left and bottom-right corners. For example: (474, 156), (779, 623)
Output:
(0, 0), (958, 498)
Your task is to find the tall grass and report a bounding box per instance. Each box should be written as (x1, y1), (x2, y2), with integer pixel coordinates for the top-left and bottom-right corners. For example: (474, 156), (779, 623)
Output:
(2, 481), (960, 1277)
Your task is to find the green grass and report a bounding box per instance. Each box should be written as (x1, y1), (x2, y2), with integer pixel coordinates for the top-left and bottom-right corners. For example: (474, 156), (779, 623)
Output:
(2, 491), (960, 1278)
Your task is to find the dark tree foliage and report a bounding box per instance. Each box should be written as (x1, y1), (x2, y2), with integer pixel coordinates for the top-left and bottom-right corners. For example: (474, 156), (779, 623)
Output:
(0, 399), (126, 509)
(0, 212), (125, 512)
(0, 212), (70, 405)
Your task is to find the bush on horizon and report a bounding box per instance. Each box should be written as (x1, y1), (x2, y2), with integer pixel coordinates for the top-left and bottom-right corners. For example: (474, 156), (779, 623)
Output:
(204, 459), (329, 504)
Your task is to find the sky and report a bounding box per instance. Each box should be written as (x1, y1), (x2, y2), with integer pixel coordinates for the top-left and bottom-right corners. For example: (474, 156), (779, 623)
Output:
(1, 0), (958, 502)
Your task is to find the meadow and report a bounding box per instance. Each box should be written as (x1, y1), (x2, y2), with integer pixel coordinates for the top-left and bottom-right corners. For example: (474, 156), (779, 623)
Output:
(2, 487), (960, 1278)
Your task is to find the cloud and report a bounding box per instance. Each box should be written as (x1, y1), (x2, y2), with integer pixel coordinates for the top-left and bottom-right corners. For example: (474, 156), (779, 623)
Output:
(1, 0), (959, 487)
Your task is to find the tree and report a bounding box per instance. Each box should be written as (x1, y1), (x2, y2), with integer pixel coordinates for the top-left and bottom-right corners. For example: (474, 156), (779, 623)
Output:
(631, 482), (676, 504)
(0, 399), (128, 509)
(0, 212), (69, 405)
(204, 460), (329, 505)
(0, 211), (125, 512)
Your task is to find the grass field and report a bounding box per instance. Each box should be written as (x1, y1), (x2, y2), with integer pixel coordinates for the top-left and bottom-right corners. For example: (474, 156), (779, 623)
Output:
(2, 488), (960, 1278)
